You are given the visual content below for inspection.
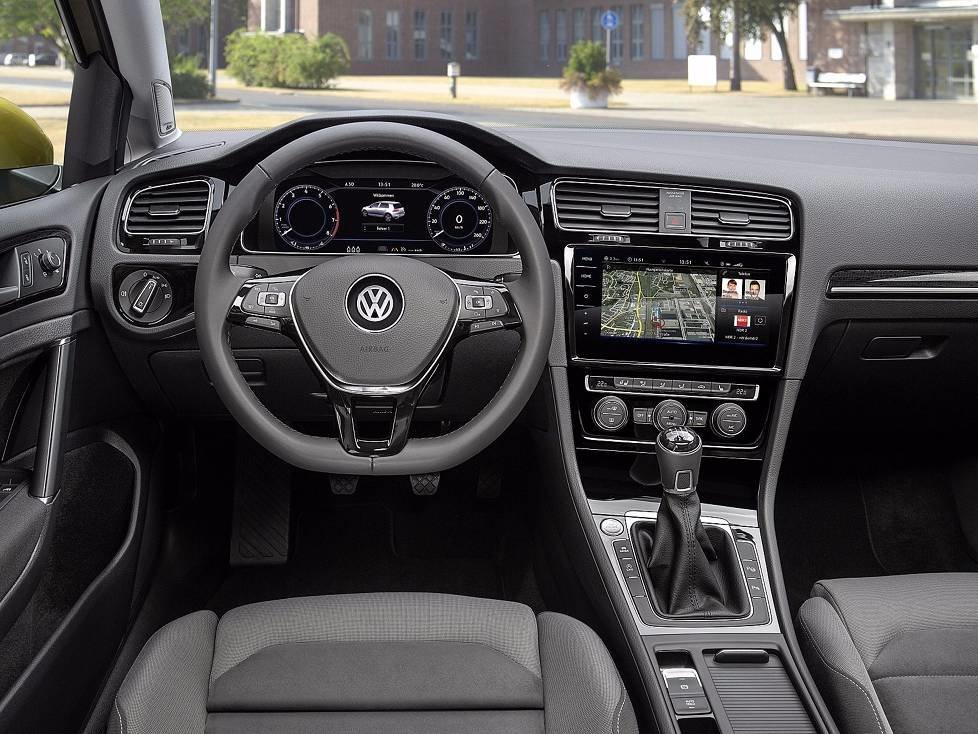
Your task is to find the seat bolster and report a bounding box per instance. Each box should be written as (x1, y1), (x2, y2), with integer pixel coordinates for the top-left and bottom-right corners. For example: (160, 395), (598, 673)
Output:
(109, 610), (218, 734)
(796, 597), (893, 734)
(537, 612), (638, 734)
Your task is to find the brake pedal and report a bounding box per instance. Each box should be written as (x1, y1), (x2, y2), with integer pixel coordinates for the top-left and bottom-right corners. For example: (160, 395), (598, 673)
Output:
(329, 474), (359, 495)
(410, 472), (440, 496)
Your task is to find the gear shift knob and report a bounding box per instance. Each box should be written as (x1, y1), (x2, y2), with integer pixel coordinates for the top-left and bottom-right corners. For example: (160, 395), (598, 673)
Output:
(655, 426), (702, 495)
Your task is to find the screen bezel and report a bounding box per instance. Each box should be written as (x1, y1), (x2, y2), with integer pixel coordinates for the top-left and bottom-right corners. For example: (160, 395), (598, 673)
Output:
(568, 245), (792, 370)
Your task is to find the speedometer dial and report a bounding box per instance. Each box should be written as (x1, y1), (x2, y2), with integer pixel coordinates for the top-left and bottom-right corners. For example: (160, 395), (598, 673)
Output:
(274, 184), (339, 251)
(426, 186), (492, 253)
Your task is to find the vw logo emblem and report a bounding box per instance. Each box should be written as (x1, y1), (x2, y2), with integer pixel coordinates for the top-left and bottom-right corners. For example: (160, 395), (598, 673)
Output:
(356, 285), (394, 322)
(346, 274), (404, 332)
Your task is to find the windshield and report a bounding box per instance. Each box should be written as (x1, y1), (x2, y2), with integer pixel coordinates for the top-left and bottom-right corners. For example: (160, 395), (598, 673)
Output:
(2, 0), (976, 149)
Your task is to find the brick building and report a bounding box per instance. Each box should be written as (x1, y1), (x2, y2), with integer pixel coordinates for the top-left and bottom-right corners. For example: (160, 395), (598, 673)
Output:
(247, 0), (975, 97)
(248, 0), (818, 83)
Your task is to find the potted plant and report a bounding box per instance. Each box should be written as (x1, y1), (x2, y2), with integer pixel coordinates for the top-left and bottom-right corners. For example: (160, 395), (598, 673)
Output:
(560, 41), (623, 109)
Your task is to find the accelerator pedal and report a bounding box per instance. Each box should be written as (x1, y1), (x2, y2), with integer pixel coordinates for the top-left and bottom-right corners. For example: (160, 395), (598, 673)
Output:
(229, 433), (292, 566)
(410, 472), (441, 496)
(329, 474), (359, 495)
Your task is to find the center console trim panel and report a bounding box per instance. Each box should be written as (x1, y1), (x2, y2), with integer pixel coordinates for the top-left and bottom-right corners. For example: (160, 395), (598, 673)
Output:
(593, 500), (780, 636)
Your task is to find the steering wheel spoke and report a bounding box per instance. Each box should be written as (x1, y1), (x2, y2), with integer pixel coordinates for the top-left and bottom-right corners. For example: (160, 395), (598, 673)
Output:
(228, 275), (302, 334)
(452, 277), (522, 337)
(327, 382), (426, 457)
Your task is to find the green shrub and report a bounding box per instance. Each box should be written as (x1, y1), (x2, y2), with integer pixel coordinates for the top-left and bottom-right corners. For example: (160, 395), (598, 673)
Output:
(225, 30), (350, 89)
(559, 41), (623, 98)
(170, 54), (210, 99)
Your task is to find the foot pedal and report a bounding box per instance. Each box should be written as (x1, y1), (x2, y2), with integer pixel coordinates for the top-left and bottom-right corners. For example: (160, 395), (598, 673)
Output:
(230, 434), (291, 566)
(476, 461), (502, 500)
(329, 474), (359, 495)
(410, 472), (440, 496)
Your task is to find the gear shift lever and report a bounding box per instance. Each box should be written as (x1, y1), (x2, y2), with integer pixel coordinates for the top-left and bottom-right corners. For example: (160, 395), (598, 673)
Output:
(634, 426), (749, 618)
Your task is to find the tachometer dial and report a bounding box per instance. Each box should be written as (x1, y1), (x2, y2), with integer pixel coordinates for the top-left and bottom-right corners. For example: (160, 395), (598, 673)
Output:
(274, 184), (339, 251)
(426, 186), (492, 253)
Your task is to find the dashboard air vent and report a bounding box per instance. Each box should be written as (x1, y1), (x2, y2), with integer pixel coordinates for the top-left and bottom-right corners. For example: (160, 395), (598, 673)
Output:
(553, 180), (660, 233)
(124, 179), (212, 237)
(690, 190), (792, 240)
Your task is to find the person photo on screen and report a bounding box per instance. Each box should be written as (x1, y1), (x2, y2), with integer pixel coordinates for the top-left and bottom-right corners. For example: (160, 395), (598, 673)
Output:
(722, 278), (743, 299)
(746, 280), (765, 300)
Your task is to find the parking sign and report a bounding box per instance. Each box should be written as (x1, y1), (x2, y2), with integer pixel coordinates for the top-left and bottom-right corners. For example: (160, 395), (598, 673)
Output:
(600, 10), (619, 30)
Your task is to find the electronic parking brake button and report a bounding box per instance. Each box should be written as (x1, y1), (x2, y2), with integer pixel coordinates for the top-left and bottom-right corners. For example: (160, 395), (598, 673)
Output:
(664, 670), (704, 697)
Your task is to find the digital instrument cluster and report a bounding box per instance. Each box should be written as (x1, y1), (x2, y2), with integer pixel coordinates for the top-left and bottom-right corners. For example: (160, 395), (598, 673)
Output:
(242, 163), (503, 255)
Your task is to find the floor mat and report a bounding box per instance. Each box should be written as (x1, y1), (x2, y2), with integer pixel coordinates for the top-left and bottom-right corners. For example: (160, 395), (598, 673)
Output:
(860, 461), (978, 575)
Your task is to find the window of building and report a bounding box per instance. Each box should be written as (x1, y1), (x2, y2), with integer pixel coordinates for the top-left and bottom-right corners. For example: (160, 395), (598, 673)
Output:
(540, 11), (551, 62)
(357, 9), (373, 60)
(386, 10), (400, 60)
(413, 10), (427, 60)
(630, 4), (644, 59)
(610, 5), (624, 63)
(797, 2), (808, 60)
(556, 9), (568, 61)
(591, 7), (603, 42)
(261, 0), (279, 32)
(650, 4), (665, 59)
(440, 10), (453, 59)
(744, 37), (762, 60)
(465, 10), (479, 59)
(671, 4), (687, 59)
(573, 8), (587, 43)
(771, 18), (786, 60)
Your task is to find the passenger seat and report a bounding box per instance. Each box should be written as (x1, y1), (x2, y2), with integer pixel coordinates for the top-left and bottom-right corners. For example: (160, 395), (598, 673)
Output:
(797, 573), (978, 734)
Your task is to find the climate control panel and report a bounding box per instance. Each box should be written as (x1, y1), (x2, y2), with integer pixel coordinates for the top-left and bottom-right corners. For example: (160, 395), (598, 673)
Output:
(574, 370), (769, 453)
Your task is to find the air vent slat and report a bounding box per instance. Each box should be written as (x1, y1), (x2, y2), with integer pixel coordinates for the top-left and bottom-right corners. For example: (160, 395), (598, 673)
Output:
(123, 179), (212, 237)
(553, 180), (660, 234)
(690, 189), (791, 240)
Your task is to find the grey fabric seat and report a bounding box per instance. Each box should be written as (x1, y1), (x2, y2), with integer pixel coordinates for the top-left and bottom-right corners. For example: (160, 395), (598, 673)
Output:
(797, 573), (978, 734)
(109, 592), (639, 734)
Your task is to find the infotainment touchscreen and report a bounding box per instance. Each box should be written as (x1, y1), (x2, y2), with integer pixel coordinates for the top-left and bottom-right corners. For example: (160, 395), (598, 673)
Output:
(598, 263), (771, 348)
(570, 246), (791, 369)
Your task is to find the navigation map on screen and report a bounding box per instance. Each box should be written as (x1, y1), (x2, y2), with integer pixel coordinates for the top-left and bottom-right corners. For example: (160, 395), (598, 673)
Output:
(599, 266), (717, 343)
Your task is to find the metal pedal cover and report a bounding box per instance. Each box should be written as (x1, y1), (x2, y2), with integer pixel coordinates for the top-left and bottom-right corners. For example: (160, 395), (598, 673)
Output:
(329, 474), (359, 495)
(410, 472), (440, 496)
(230, 434), (291, 566)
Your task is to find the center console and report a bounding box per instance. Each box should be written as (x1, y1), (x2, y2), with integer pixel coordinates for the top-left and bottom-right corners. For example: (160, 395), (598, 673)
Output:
(549, 181), (820, 733)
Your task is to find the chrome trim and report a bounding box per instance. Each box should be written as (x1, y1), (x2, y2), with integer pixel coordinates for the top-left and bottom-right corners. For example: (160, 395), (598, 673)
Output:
(581, 433), (762, 453)
(551, 177), (795, 242)
(571, 357), (782, 374)
(122, 178), (214, 238)
(585, 378), (760, 402)
(829, 285), (978, 296)
(344, 274), (405, 333)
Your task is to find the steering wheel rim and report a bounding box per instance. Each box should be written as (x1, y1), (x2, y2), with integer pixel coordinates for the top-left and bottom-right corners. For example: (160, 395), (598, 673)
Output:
(196, 121), (554, 475)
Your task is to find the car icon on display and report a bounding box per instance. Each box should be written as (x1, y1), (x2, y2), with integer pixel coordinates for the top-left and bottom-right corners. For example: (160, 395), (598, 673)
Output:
(361, 201), (406, 221)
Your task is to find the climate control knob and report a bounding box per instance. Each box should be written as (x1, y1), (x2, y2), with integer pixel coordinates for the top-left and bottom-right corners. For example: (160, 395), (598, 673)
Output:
(592, 396), (628, 432)
(652, 399), (688, 430)
(712, 402), (748, 438)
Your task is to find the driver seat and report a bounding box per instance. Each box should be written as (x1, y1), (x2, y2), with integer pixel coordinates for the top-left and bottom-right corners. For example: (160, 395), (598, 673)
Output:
(108, 593), (638, 734)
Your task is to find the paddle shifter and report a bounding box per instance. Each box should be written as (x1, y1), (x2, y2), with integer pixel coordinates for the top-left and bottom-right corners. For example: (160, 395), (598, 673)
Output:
(633, 426), (750, 618)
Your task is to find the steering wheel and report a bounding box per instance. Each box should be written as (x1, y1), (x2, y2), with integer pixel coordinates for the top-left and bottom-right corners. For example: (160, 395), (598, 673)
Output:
(196, 122), (555, 475)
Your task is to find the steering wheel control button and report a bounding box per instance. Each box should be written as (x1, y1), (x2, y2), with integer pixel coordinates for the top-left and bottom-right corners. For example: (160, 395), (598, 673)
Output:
(653, 399), (688, 430)
(593, 396), (628, 431)
(346, 274), (404, 332)
(599, 518), (625, 536)
(118, 270), (173, 325)
(241, 283), (267, 315)
(483, 287), (509, 317)
(464, 294), (491, 311)
(257, 291), (284, 308)
(244, 316), (281, 332)
(469, 319), (504, 334)
(712, 403), (748, 437)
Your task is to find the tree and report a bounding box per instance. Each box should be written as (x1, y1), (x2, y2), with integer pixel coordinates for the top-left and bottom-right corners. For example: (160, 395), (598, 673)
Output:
(683, 0), (800, 90)
(0, 0), (211, 67)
